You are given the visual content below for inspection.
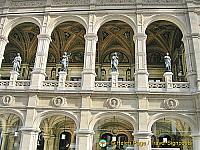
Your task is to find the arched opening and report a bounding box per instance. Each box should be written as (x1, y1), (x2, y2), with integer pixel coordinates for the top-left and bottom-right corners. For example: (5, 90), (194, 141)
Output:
(151, 118), (192, 150)
(0, 22), (40, 80)
(37, 131), (44, 150)
(0, 113), (22, 150)
(47, 21), (86, 81)
(93, 115), (134, 150)
(39, 115), (76, 150)
(96, 20), (135, 81)
(146, 20), (187, 82)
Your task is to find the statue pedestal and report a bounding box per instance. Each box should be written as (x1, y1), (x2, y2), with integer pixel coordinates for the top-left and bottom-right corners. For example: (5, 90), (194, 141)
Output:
(9, 71), (19, 87)
(163, 72), (173, 89)
(110, 72), (119, 88)
(58, 71), (67, 88)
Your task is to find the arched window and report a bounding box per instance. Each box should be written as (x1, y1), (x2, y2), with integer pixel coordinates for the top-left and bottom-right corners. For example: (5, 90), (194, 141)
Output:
(37, 131), (44, 150)
(59, 131), (71, 150)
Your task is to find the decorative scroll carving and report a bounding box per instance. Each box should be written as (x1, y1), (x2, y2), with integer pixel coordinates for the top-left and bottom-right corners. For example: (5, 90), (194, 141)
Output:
(1, 95), (15, 106)
(51, 96), (66, 107)
(106, 97), (121, 109)
(142, 0), (184, 5)
(163, 98), (179, 110)
(52, 0), (90, 6)
(9, 0), (46, 8)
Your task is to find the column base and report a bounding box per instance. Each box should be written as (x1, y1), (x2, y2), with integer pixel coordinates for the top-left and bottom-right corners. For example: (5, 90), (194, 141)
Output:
(58, 71), (67, 88)
(9, 71), (19, 87)
(110, 71), (119, 87)
(163, 72), (173, 89)
(30, 70), (46, 89)
(81, 70), (96, 91)
(134, 70), (149, 92)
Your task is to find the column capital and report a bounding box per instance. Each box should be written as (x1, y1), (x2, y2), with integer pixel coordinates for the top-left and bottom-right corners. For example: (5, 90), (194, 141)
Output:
(133, 33), (147, 41)
(20, 127), (40, 133)
(84, 33), (98, 41)
(37, 33), (52, 41)
(75, 129), (95, 136)
(133, 131), (152, 139)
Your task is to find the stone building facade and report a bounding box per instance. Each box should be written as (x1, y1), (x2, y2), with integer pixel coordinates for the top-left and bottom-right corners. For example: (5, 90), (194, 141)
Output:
(0, 0), (199, 150)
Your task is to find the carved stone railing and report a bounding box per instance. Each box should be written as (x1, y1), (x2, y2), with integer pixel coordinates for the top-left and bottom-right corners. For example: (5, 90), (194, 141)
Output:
(172, 82), (190, 89)
(43, 80), (58, 88)
(149, 81), (190, 92)
(65, 81), (81, 87)
(118, 81), (135, 88)
(43, 80), (81, 90)
(15, 80), (31, 87)
(0, 80), (9, 87)
(149, 82), (166, 88)
(95, 81), (111, 88)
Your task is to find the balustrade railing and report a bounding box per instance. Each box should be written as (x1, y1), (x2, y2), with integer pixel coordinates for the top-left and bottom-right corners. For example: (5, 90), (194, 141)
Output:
(95, 81), (111, 88)
(0, 79), (191, 92)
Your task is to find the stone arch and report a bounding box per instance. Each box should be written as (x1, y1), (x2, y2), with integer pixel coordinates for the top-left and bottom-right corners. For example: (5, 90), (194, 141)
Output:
(89, 112), (136, 130)
(47, 15), (87, 35)
(3, 17), (41, 38)
(144, 14), (188, 35)
(0, 108), (24, 126)
(148, 113), (197, 134)
(94, 14), (137, 34)
(33, 110), (79, 129)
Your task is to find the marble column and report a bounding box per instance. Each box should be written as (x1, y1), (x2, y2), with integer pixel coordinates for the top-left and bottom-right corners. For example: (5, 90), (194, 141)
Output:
(134, 33), (149, 92)
(133, 131), (152, 150)
(30, 34), (51, 89)
(81, 33), (98, 91)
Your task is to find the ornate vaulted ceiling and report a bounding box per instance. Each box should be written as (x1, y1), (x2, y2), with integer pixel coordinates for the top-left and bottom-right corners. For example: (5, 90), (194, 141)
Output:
(3, 20), (183, 67)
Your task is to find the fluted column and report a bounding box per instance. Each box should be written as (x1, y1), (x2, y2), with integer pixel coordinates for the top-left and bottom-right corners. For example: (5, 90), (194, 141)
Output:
(0, 35), (8, 69)
(81, 33), (98, 91)
(134, 33), (149, 92)
(31, 34), (51, 89)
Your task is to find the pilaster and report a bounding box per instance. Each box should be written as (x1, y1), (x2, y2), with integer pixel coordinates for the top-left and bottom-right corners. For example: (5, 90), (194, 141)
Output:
(76, 94), (93, 150)
(185, 8), (200, 91)
(0, 35), (8, 69)
(30, 34), (51, 89)
(134, 33), (149, 92)
(192, 134), (200, 150)
(19, 94), (39, 150)
(81, 33), (98, 91)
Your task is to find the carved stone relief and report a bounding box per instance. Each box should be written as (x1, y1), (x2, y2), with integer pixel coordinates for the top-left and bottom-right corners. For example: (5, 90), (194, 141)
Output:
(163, 98), (179, 110)
(8, 0), (46, 8)
(106, 97), (121, 109)
(51, 96), (66, 107)
(1, 95), (15, 106)
(52, 0), (90, 6)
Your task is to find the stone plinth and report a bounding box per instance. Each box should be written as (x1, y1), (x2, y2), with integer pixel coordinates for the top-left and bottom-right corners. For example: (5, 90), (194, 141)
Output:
(9, 71), (19, 86)
(163, 72), (173, 89)
(58, 71), (67, 88)
(110, 72), (119, 88)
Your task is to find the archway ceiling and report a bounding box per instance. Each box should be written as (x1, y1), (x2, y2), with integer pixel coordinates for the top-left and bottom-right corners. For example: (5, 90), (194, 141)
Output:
(49, 21), (85, 63)
(97, 20), (134, 63)
(4, 22), (39, 64)
(146, 21), (182, 55)
(4, 21), (182, 66)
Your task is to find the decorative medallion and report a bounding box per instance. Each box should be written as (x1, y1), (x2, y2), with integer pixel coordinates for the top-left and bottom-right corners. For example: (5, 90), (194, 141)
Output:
(1, 95), (15, 106)
(106, 98), (121, 109)
(163, 98), (179, 110)
(52, 96), (66, 107)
